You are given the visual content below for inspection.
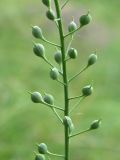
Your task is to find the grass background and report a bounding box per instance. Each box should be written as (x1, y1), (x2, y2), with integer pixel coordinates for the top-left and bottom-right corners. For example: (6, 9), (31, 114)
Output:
(0, 0), (120, 160)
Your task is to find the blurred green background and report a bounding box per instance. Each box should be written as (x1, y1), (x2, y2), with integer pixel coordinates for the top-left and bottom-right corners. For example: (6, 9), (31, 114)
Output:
(0, 0), (120, 160)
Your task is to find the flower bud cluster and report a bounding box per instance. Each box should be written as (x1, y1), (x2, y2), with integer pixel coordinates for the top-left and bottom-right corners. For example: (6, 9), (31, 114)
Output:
(63, 116), (74, 134)
(88, 54), (97, 66)
(38, 143), (48, 154)
(46, 10), (56, 20)
(30, 1), (100, 159)
(34, 143), (48, 160)
(42, 0), (51, 8)
(90, 119), (101, 130)
(54, 51), (62, 64)
(33, 43), (45, 58)
(79, 12), (92, 27)
(68, 48), (78, 59)
(31, 92), (43, 103)
(43, 94), (54, 105)
(82, 85), (93, 97)
(32, 26), (44, 39)
(42, 0), (56, 21)
(50, 67), (59, 80)
(31, 92), (54, 105)
(68, 20), (77, 33)
(35, 154), (45, 160)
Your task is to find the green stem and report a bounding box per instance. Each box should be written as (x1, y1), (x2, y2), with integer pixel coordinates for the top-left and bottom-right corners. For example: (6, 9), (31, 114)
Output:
(52, 108), (63, 124)
(54, 1), (69, 160)
(65, 57), (71, 62)
(56, 79), (66, 86)
(64, 26), (82, 38)
(66, 35), (74, 55)
(42, 102), (64, 111)
(69, 128), (91, 138)
(61, 0), (70, 10)
(47, 151), (65, 157)
(69, 96), (85, 114)
(68, 95), (83, 100)
(43, 57), (63, 75)
(43, 57), (54, 68)
(54, 19), (59, 29)
(68, 65), (88, 83)
(42, 38), (61, 48)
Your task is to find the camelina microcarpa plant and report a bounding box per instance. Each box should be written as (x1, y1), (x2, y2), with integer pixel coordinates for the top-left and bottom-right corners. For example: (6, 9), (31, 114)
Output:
(29, 1), (101, 160)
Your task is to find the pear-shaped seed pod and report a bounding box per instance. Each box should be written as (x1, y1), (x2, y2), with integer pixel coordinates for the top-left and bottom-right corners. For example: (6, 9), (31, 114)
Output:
(82, 85), (93, 96)
(54, 51), (62, 64)
(79, 12), (92, 27)
(68, 21), (77, 32)
(32, 26), (44, 39)
(46, 9), (56, 20)
(31, 92), (43, 103)
(63, 116), (74, 134)
(35, 154), (45, 160)
(43, 94), (54, 105)
(88, 54), (97, 66)
(68, 48), (78, 59)
(50, 67), (59, 80)
(42, 0), (51, 7)
(90, 119), (101, 130)
(38, 143), (48, 154)
(33, 43), (45, 58)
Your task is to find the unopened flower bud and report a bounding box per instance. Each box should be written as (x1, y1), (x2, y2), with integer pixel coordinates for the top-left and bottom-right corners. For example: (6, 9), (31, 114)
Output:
(54, 51), (62, 64)
(50, 67), (59, 80)
(79, 12), (92, 27)
(31, 92), (43, 103)
(68, 48), (78, 59)
(82, 85), (93, 96)
(32, 26), (44, 39)
(42, 0), (51, 7)
(43, 94), (54, 105)
(63, 116), (74, 134)
(46, 10), (56, 20)
(38, 143), (48, 154)
(90, 119), (101, 130)
(88, 54), (97, 66)
(68, 20), (77, 33)
(33, 43), (45, 58)
(35, 154), (45, 160)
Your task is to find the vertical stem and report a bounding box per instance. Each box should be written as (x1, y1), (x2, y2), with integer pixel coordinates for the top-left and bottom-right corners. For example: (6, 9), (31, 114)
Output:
(54, 1), (69, 160)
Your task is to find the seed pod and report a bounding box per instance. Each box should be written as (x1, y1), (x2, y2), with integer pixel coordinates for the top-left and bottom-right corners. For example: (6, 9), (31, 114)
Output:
(63, 116), (74, 134)
(79, 12), (92, 27)
(82, 85), (93, 96)
(31, 92), (43, 103)
(43, 94), (54, 105)
(68, 48), (78, 59)
(68, 20), (77, 33)
(33, 43), (45, 58)
(35, 154), (45, 160)
(46, 9), (56, 20)
(42, 0), (51, 7)
(90, 119), (101, 130)
(32, 26), (44, 39)
(38, 143), (48, 154)
(88, 54), (97, 66)
(50, 67), (59, 80)
(54, 51), (62, 64)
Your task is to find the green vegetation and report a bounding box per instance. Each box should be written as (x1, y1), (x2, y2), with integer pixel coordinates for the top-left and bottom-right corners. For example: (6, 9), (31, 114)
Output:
(0, 0), (120, 160)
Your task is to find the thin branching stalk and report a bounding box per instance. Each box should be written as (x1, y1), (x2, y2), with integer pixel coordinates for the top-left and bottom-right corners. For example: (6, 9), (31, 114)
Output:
(69, 128), (91, 138)
(54, 1), (70, 160)
(31, 1), (100, 160)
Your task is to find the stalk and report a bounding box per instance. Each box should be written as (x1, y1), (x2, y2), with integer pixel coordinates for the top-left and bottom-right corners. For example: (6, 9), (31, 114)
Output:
(54, 1), (69, 160)
(31, 1), (100, 160)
